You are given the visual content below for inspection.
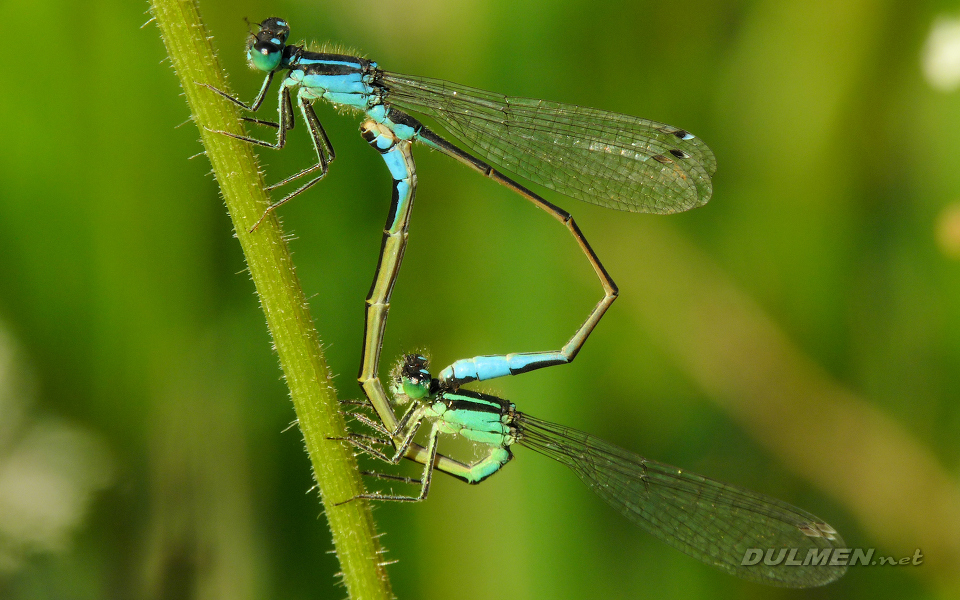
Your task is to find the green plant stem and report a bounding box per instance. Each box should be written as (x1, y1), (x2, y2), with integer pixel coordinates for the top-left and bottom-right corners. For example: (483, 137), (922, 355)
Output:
(149, 1), (393, 599)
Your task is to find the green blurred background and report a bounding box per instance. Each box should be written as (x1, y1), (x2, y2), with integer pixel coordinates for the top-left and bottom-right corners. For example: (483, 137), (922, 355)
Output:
(1, 0), (959, 598)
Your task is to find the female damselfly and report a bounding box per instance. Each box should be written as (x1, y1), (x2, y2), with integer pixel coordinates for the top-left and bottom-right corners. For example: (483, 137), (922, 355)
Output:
(341, 353), (846, 589)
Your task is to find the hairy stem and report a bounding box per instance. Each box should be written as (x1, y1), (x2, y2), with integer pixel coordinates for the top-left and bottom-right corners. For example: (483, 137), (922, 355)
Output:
(149, 2), (393, 598)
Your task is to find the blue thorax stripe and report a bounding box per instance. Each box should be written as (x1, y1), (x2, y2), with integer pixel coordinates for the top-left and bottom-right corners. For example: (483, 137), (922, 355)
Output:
(287, 49), (370, 75)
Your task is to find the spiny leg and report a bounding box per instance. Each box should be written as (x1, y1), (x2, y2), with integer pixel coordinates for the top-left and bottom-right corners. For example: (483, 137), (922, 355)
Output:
(338, 403), (427, 465)
(338, 398), (373, 408)
(335, 399), (395, 447)
(353, 424), (441, 503)
(205, 82), (294, 150)
(201, 78), (335, 230)
(340, 408), (516, 503)
(363, 438), (515, 501)
(347, 412), (394, 439)
(248, 95), (335, 231)
(345, 432), (393, 448)
(242, 116), (281, 128)
(264, 99), (334, 193)
(197, 71), (275, 112)
(360, 471), (422, 486)
(413, 124), (618, 389)
(349, 409), (419, 448)
(238, 85), (293, 130)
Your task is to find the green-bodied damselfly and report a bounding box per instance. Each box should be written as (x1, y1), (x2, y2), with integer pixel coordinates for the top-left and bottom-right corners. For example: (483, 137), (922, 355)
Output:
(342, 354), (846, 588)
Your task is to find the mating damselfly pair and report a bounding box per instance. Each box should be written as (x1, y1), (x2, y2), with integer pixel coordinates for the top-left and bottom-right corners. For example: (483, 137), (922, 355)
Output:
(203, 17), (845, 588)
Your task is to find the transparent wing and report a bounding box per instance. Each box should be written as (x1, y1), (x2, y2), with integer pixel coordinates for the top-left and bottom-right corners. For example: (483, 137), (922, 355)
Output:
(517, 414), (846, 588)
(381, 72), (716, 214)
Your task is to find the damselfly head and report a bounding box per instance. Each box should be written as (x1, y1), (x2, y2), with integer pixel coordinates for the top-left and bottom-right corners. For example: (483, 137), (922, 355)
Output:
(246, 17), (289, 72)
(389, 354), (433, 404)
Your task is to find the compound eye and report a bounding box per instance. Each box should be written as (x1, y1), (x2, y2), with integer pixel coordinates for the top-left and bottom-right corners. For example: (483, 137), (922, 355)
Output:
(246, 17), (289, 71)
(396, 354), (432, 400)
(401, 377), (430, 401)
(248, 44), (282, 71)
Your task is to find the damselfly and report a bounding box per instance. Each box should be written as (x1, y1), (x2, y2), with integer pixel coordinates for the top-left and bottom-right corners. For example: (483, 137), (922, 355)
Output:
(202, 18), (716, 461)
(342, 354), (846, 589)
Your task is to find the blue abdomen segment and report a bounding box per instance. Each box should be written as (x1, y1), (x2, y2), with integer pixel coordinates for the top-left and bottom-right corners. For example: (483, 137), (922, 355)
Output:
(378, 140), (412, 181)
(365, 105), (423, 141)
(359, 122), (416, 232)
(438, 352), (567, 388)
